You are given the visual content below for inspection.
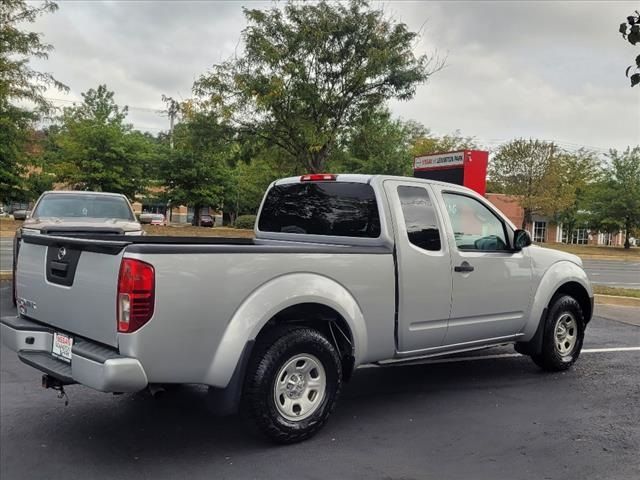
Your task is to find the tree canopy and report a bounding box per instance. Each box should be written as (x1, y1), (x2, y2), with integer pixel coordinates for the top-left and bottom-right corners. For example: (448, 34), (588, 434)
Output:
(160, 107), (232, 225)
(488, 139), (577, 228)
(194, 0), (439, 173)
(586, 147), (640, 248)
(0, 0), (67, 202)
(49, 85), (156, 198)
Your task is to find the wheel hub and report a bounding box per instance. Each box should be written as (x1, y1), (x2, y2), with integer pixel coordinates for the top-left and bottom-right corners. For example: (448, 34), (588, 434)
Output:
(285, 373), (307, 399)
(273, 354), (327, 421)
(554, 313), (578, 356)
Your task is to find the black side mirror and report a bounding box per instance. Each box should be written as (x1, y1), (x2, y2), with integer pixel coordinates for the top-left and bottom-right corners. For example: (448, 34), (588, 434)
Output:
(513, 229), (532, 250)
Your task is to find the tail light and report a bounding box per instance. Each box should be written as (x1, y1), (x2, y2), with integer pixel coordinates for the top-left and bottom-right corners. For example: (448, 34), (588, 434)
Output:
(300, 173), (336, 181)
(117, 258), (155, 333)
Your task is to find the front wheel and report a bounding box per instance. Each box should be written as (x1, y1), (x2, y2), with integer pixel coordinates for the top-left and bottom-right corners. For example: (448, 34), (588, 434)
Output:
(531, 294), (585, 371)
(242, 325), (342, 444)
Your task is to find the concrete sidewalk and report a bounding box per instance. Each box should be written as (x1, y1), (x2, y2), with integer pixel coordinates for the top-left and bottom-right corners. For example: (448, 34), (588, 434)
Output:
(594, 304), (640, 327)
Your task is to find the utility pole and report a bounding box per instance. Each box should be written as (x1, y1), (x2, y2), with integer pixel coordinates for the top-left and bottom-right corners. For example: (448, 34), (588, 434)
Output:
(161, 94), (180, 150)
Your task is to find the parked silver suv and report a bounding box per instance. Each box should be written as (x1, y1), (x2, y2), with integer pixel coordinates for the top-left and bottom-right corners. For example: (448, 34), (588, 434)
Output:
(21, 191), (142, 236)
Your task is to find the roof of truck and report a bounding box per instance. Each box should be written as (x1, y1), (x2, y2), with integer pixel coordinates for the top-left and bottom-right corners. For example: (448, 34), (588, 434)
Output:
(274, 173), (475, 192)
(40, 190), (127, 197)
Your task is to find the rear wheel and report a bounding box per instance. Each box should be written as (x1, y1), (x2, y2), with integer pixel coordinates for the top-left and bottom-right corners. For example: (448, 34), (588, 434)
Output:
(242, 325), (342, 444)
(531, 295), (585, 371)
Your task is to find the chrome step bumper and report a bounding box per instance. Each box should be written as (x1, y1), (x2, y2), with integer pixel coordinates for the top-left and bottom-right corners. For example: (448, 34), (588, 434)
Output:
(0, 315), (147, 393)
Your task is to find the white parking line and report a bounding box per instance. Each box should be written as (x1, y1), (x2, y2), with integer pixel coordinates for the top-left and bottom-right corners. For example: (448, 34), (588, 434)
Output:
(360, 347), (640, 369)
(582, 347), (640, 353)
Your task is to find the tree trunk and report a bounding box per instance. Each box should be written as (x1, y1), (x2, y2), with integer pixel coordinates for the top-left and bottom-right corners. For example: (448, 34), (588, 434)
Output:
(193, 204), (201, 227)
(521, 208), (531, 230)
(308, 145), (330, 173)
(624, 220), (631, 249)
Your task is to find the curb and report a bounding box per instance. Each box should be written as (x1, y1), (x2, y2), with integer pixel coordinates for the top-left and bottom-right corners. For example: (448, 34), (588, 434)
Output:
(594, 294), (640, 307)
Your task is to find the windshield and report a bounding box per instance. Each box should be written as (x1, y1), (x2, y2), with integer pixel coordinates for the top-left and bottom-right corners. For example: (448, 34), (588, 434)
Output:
(33, 193), (135, 221)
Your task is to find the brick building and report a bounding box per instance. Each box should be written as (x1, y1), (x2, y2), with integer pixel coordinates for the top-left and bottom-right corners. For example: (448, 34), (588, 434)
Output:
(485, 193), (629, 246)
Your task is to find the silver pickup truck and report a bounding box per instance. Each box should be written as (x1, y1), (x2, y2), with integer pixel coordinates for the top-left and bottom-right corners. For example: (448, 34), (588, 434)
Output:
(1, 174), (593, 443)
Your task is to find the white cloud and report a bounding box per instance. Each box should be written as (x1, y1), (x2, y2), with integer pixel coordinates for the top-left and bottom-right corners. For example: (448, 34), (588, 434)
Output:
(27, 0), (640, 150)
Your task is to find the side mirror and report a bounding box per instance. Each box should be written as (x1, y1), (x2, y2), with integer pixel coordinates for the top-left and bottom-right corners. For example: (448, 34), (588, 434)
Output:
(513, 229), (532, 250)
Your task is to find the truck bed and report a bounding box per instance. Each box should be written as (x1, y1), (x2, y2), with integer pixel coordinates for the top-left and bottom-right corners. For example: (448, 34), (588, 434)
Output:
(15, 234), (395, 372)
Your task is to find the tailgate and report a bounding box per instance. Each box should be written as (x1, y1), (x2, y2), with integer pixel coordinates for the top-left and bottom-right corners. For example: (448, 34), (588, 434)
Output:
(16, 235), (130, 347)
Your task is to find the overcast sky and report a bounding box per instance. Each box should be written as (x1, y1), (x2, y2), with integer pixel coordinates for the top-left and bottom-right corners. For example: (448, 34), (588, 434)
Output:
(28, 0), (640, 153)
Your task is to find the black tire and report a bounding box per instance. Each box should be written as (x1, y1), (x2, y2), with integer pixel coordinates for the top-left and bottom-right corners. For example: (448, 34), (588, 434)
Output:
(531, 294), (585, 372)
(242, 325), (342, 444)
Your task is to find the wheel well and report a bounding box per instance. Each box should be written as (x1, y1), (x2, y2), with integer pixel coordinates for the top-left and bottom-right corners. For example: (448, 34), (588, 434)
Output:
(554, 282), (593, 323)
(256, 303), (356, 380)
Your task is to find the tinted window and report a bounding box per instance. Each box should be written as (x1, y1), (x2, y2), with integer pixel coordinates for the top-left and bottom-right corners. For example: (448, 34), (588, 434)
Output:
(442, 193), (508, 251)
(398, 186), (441, 251)
(33, 194), (134, 221)
(259, 182), (380, 238)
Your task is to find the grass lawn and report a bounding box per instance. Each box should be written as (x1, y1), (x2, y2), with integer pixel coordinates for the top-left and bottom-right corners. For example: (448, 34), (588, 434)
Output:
(0, 219), (23, 237)
(535, 242), (639, 260)
(143, 224), (254, 237)
(593, 285), (640, 299)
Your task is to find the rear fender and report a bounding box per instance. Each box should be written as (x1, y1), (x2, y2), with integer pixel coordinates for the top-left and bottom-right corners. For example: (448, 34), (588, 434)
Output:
(204, 273), (367, 388)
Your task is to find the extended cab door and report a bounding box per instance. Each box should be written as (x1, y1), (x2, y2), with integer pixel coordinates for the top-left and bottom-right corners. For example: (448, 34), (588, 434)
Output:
(433, 186), (533, 346)
(384, 180), (453, 352)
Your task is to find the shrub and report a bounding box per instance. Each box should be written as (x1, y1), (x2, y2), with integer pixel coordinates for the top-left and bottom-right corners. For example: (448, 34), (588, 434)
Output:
(235, 214), (257, 230)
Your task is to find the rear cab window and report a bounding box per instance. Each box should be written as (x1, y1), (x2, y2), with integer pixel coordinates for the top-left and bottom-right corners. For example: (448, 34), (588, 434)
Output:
(258, 182), (381, 238)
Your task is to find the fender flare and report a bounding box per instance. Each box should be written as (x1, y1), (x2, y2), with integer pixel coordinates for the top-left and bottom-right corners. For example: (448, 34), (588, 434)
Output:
(204, 272), (367, 388)
(522, 261), (593, 342)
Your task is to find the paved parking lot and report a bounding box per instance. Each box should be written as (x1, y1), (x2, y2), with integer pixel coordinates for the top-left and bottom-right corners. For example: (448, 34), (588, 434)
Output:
(1, 282), (638, 479)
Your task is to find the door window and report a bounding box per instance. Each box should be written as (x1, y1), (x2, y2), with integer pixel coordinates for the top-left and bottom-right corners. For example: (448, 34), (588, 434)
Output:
(442, 193), (509, 251)
(397, 186), (441, 251)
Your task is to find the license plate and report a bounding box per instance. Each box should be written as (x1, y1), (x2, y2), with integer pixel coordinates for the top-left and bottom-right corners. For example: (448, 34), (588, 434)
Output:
(52, 332), (73, 363)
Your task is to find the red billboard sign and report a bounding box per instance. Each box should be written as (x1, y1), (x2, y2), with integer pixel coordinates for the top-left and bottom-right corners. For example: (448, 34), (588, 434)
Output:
(413, 150), (489, 196)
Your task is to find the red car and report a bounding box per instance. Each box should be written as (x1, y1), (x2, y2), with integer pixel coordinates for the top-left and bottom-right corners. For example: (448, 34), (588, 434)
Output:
(199, 214), (215, 227)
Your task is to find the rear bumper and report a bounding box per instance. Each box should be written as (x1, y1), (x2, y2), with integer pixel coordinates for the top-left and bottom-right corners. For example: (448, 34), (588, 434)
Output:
(0, 315), (148, 392)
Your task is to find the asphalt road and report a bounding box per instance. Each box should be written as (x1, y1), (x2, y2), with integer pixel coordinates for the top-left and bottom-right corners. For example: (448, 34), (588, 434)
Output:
(0, 282), (639, 480)
(582, 259), (640, 289)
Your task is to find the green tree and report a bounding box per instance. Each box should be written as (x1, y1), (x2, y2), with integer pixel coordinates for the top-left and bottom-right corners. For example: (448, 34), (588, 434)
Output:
(194, 0), (439, 173)
(0, 0), (67, 202)
(587, 147), (640, 248)
(224, 156), (282, 224)
(551, 149), (600, 240)
(488, 139), (576, 229)
(333, 108), (425, 176)
(410, 130), (478, 158)
(50, 85), (156, 198)
(160, 108), (232, 226)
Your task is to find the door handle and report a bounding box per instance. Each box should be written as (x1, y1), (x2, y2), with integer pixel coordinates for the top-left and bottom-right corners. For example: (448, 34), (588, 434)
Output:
(454, 261), (474, 273)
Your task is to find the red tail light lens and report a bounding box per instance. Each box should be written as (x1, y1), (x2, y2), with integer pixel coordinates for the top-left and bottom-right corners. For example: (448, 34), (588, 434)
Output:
(300, 173), (337, 182)
(117, 258), (155, 333)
